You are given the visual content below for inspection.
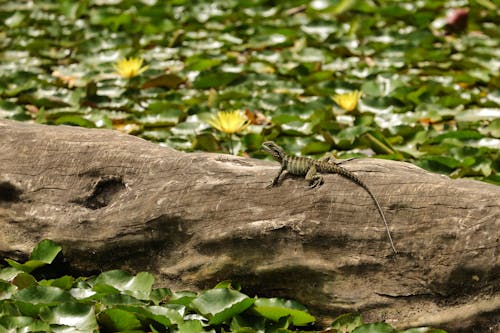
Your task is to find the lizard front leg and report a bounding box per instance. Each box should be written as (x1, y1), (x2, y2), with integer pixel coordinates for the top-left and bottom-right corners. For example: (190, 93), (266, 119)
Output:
(305, 165), (323, 188)
(268, 165), (286, 187)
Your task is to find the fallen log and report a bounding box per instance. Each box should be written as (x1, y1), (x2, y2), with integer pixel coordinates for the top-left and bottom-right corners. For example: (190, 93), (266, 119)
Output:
(0, 119), (498, 331)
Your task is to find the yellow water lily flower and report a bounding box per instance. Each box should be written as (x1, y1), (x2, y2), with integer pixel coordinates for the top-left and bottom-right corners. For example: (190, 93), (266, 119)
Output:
(332, 90), (362, 112)
(208, 110), (250, 134)
(114, 57), (149, 79)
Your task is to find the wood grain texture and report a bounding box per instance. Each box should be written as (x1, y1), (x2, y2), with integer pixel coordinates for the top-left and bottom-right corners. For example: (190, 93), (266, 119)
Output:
(0, 119), (498, 331)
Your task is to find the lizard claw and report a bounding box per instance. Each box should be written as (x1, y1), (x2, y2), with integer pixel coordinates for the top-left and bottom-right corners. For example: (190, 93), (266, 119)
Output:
(308, 178), (323, 189)
(266, 181), (278, 188)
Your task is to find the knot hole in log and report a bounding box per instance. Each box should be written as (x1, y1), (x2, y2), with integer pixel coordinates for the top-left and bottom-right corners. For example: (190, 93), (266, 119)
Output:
(0, 181), (22, 203)
(72, 175), (126, 210)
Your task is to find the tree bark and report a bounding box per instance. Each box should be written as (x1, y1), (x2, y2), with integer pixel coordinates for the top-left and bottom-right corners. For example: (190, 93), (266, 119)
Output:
(0, 119), (498, 332)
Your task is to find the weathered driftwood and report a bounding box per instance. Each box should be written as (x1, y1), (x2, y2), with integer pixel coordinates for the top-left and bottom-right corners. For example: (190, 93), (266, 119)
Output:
(0, 119), (498, 331)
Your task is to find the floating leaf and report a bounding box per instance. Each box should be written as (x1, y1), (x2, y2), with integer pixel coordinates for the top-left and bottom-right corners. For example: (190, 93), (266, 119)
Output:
(142, 74), (185, 89)
(193, 71), (242, 89)
(0, 280), (18, 300)
(417, 156), (461, 174)
(14, 286), (74, 305)
(53, 115), (96, 127)
(331, 313), (363, 332)
(40, 302), (97, 331)
(94, 270), (154, 300)
(150, 287), (173, 305)
(251, 298), (315, 326)
(40, 275), (75, 290)
(6, 240), (62, 274)
(480, 119), (500, 138)
(29, 239), (62, 263)
(178, 319), (209, 333)
(301, 141), (331, 155)
(352, 323), (397, 333)
(99, 308), (142, 332)
(5, 259), (47, 274)
(12, 272), (37, 289)
(168, 291), (198, 306)
(0, 315), (50, 331)
(98, 293), (146, 306)
(142, 104), (184, 127)
(426, 130), (484, 144)
(118, 305), (184, 327)
(190, 288), (254, 325)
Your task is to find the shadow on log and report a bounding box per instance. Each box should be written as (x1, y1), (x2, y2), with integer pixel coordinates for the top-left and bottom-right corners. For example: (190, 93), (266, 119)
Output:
(0, 119), (498, 332)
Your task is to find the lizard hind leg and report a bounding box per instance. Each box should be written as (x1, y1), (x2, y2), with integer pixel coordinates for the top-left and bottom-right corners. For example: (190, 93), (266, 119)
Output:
(305, 165), (323, 188)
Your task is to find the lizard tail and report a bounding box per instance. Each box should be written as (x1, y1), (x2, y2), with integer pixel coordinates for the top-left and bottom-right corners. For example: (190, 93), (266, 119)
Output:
(366, 188), (398, 254)
(338, 168), (398, 254)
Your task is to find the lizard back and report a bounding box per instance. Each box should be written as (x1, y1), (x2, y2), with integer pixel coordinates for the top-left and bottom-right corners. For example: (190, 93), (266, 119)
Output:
(284, 155), (314, 176)
(314, 160), (365, 187)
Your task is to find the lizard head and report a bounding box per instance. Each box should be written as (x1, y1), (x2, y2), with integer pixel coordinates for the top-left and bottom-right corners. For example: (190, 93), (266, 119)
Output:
(262, 141), (285, 162)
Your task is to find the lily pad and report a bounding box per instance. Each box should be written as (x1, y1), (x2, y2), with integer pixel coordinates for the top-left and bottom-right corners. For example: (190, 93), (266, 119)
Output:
(251, 298), (315, 326)
(190, 288), (254, 325)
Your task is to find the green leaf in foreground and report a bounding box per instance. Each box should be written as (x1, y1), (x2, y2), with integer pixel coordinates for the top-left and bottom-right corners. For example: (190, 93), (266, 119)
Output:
(190, 288), (255, 325)
(150, 287), (173, 305)
(0, 316), (50, 331)
(0, 283), (18, 304)
(331, 313), (363, 332)
(99, 308), (142, 332)
(12, 272), (37, 289)
(40, 301), (98, 331)
(5, 259), (48, 274)
(168, 290), (198, 306)
(40, 275), (75, 290)
(30, 240), (62, 263)
(352, 322), (397, 333)
(13, 286), (74, 305)
(178, 319), (212, 333)
(118, 305), (184, 327)
(94, 270), (154, 299)
(252, 298), (315, 326)
(5, 239), (62, 273)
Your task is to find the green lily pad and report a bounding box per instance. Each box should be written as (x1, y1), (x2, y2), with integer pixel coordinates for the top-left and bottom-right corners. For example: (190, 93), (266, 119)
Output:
(40, 275), (75, 290)
(251, 298), (315, 326)
(178, 319), (210, 333)
(0, 280), (18, 300)
(40, 302), (97, 331)
(193, 71), (242, 89)
(94, 270), (154, 300)
(190, 288), (254, 325)
(142, 74), (185, 89)
(5, 239), (62, 273)
(352, 323), (397, 333)
(118, 305), (184, 327)
(13, 286), (74, 305)
(331, 313), (363, 332)
(12, 272), (37, 289)
(2, 316), (50, 332)
(168, 290), (198, 306)
(99, 308), (142, 332)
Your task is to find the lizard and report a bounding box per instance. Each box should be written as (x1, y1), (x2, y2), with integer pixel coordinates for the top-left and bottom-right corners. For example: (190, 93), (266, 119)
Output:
(261, 140), (397, 254)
